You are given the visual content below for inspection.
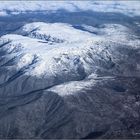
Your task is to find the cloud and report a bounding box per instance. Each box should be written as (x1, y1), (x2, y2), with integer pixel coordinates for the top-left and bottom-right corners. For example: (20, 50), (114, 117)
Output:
(0, 1), (140, 17)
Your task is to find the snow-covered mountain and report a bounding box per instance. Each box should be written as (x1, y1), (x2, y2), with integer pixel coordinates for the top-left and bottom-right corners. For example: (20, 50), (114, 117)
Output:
(0, 1), (140, 139)
(0, 22), (139, 94)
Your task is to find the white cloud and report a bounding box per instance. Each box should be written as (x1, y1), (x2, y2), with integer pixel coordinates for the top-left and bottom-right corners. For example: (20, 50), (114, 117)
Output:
(0, 1), (140, 16)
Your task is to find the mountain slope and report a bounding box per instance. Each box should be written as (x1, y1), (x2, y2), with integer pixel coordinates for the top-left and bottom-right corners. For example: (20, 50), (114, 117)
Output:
(0, 2), (140, 138)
